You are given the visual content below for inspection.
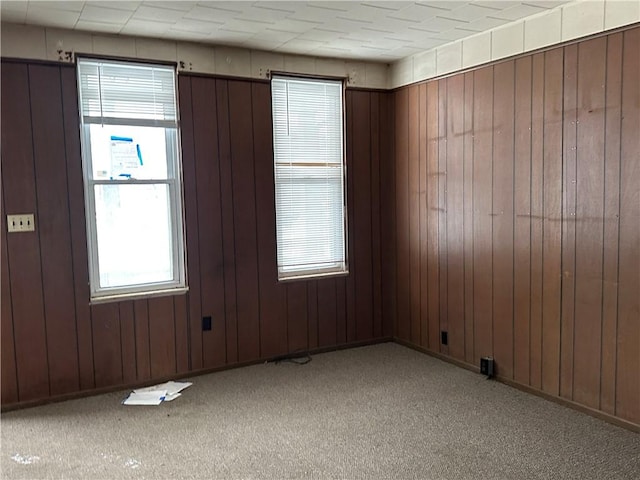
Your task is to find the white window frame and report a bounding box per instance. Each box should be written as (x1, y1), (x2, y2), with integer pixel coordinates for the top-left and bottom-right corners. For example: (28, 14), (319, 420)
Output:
(271, 74), (348, 281)
(77, 57), (187, 302)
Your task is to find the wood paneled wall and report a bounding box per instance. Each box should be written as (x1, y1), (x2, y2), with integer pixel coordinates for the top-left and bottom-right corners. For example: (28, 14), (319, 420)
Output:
(2, 27), (638, 429)
(0, 61), (392, 407)
(390, 27), (639, 425)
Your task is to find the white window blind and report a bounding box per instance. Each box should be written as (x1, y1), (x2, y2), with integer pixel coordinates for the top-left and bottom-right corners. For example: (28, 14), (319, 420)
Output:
(77, 58), (186, 301)
(271, 76), (347, 280)
(78, 60), (176, 124)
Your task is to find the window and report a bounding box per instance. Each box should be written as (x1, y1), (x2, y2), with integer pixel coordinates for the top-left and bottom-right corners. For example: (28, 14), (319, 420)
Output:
(77, 58), (186, 301)
(271, 75), (347, 280)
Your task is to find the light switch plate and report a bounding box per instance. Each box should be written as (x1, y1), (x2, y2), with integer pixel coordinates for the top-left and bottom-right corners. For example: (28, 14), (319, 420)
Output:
(7, 214), (35, 232)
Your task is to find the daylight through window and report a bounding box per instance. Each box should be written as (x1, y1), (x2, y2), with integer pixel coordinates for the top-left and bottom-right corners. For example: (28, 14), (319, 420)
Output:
(271, 75), (347, 280)
(77, 58), (186, 301)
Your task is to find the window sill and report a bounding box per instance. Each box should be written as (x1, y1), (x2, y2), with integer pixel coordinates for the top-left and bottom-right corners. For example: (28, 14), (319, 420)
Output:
(278, 270), (349, 283)
(90, 286), (189, 305)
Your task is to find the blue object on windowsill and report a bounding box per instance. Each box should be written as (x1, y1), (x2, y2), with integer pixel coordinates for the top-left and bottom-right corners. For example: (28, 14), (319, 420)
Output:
(136, 144), (143, 165)
(109, 173), (133, 180)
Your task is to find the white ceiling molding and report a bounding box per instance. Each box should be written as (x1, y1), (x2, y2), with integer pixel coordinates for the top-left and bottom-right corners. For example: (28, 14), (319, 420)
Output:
(0, 22), (390, 89)
(0, 1), (572, 62)
(390, 0), (640, 88)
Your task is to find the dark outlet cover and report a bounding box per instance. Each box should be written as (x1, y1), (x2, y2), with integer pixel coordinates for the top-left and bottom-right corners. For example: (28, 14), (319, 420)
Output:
(202, 316), (212, 331)
(441, 331), (448, 345)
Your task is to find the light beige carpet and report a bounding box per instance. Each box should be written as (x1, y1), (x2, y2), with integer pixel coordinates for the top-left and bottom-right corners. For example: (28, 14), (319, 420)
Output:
(1, 343), (638, 479)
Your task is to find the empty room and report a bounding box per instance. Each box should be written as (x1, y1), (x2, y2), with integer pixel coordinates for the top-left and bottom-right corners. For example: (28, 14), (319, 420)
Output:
(1, 1), (638, 478)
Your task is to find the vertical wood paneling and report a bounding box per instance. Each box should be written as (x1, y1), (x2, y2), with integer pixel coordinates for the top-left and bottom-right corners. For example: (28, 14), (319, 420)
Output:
(29, 65), (80, 396)
(345, 92), (356, 344)
(91, 303), (122, 388)
(134, 299), (151, 381)
(192, 77), (226, 368)
(1, 61), (390, 408)
(370, 94), (382, 339)
(119, 301), (137, 384)
(426, 82), (440, 352)
(1, 201), (18, 404)
(318, 278), (337, 347)
(560, 44), (578, 400)
(178, 76), (203, 372)
(616, 27), (640, 424)
(60, 67), (94, 391)
(307, 281), (319, 349)
(541, 49), (563, 396)
(463, 72), (475, 365)
(419, 83), (429, 349)
(513, 57), (532, 385)
(529, 53), (545, 390)
(3, 26), (636, 428)
(573, 38), (607, 407)
(446, 75), (465, 361)
(287, 283), (308, 352)
(216, 79), (239, 365)
(252, 82), (287, 358)
(492, 61), (515, 379)
(336, 278), (348, 344)
(148, 296), (176, 378)
(600, 33), (623, 415)
(408, 86), (421, 345)
(352, 91), (374, 341)
(174, 295), (190, 374)
(1, 62), (50, 401)
(228, 80), (261, 363)
(380, 93), (397, 339)
(388, 26), (639, 426)
(472, 66), (494, 364)
(395, 88), (410, 340)
(437, 80), (448, 355)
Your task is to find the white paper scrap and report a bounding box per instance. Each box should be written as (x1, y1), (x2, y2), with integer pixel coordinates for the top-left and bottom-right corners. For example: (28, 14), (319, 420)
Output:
(134, 381), (192, 396)
(163, 392), (182, 402)
(123, 390), (167, 406)
(164, 381), (192, 395)
(133, 385), (163, 394)
(124, 381), (192, 405)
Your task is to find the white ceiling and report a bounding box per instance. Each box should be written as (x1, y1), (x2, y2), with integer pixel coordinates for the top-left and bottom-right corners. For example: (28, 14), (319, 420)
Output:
(0, 1), (570, 61)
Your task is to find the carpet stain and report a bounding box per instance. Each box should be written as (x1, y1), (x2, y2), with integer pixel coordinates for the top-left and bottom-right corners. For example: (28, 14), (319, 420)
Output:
(11, 453), (40, 465)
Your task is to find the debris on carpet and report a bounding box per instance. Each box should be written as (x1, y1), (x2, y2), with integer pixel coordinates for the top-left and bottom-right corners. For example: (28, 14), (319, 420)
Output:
(122, 381), (192, 406)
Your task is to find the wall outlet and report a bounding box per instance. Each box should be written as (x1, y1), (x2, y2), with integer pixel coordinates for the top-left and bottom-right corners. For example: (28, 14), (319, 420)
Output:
(7, 214), (35, 232)
(202, 316), (212, 331)
(480, 357), (495, 378)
